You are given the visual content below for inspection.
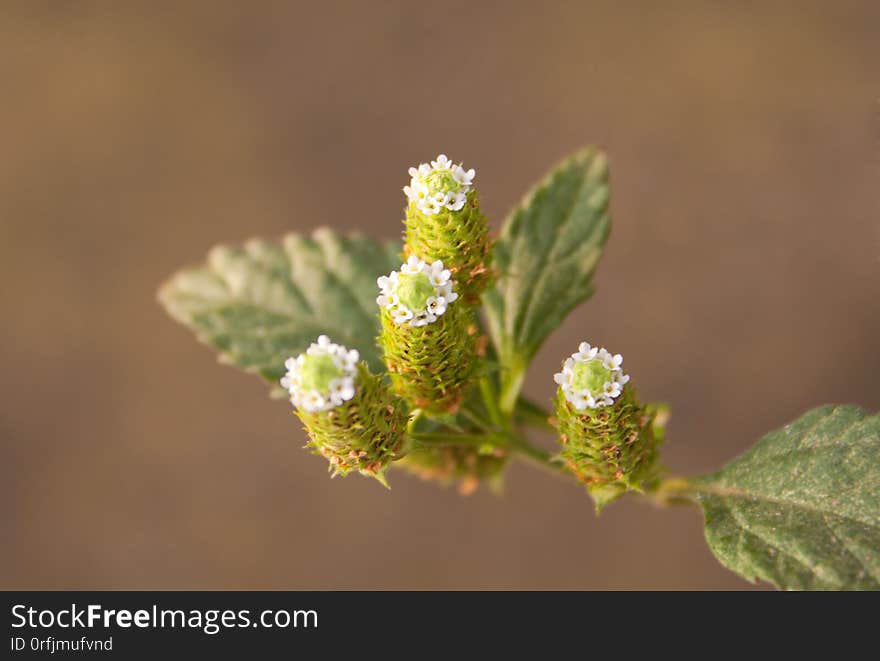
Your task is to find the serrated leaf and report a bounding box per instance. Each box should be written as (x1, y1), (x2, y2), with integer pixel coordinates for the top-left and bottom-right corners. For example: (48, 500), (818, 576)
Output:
(158, 228), (400, 387)
(483, 148), (611, 410)
(693, 405), (880, 590)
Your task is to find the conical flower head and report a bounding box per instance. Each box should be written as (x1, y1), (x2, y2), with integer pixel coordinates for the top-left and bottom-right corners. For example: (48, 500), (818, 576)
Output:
(377, 258), (477, 415)
(403, 154), (492, 303)
(553, 342), (665, 510)
(281, 335), (409, 486)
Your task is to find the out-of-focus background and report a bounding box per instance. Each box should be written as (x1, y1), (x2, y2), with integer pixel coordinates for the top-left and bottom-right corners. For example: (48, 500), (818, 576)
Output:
(2, 1), (878, 589)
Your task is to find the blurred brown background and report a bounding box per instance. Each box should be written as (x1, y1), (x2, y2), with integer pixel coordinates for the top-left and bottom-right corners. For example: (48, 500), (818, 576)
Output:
(2, 1), (878, 589)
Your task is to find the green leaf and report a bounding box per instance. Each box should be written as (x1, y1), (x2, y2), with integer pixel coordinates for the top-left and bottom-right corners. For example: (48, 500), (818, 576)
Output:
(158, 228), (400, 389)
(693, 405), (880, 590)
(483, 147), (611, 412)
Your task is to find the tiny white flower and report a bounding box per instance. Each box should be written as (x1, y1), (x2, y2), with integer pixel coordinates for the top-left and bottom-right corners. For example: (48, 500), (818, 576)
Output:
(453, 165), (475, 186)
(393, 307), (414, 324)
(328, 377), (356, 405)
(281, 336), (360, 413)
(603, 381), (621, 398)
(304, 391), (327, 410)
(576, 342), (598, 360)
(401, 256), (422, 275)
(446, 191), (467, 211)
(426, 296), (447, 316)
(424, 196), (445, 215)
(442, 287), (458, 304)
(411, 311), (433, 327)
(428, 260), (451, 286)
(431, 154), (453, 170)
(341, 349), (359, 370)
(602, 352), (624, 371)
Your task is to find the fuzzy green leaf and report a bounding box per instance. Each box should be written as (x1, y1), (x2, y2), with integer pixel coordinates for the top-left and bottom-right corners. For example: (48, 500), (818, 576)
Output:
(483, 148), (611, 410)
(693, 405), (880, 590)
(158, 229), (399, 387)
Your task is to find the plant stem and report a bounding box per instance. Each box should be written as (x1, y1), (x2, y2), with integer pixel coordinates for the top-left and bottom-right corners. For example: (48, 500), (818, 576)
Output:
(505, 434), (568, 478)
(459, 406), (494, 433)
(499, 363), (526, 415)
(411, 432), (489, 447)
(412, 427), (567, 478)
(645, 476), (701, 507)
(479, 376), (505, 428)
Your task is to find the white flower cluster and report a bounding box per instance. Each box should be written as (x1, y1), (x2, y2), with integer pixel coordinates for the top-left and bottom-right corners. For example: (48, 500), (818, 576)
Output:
(377, 256), (459, 327)
(403, 154), (476, 215)
(554, 342), (631, 411)
(281, 335), (359, 413)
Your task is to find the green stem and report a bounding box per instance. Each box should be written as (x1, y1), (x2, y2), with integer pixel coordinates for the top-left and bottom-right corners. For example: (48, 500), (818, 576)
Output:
(411, 432), (489, 447)
(479, 376), (505, 428)
(506, 434), (568, 478)
(412, 428), (567, 478)
(460, 405), (494, 433)
(645, 476), (701, 507)
(499, 361), (526, 415)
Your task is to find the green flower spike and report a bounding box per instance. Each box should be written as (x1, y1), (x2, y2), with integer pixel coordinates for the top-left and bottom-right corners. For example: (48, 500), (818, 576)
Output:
(281, 335), (409, 487)
(403, 154), (493, 303)
(553, 342), (666, 511)
(377, 257), (477, 415)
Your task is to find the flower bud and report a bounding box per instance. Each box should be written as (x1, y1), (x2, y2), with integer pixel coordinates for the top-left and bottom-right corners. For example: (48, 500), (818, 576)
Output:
(377, 257), (477, 414)
(553, 342), (665, 510)
(281, 335), (408, 486)
(402, 154), (492, 303)
(397, 445), (507, 495)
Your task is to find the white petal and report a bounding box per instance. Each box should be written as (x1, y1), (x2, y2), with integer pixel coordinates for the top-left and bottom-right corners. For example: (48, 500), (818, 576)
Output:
(447, 192), (466, 211)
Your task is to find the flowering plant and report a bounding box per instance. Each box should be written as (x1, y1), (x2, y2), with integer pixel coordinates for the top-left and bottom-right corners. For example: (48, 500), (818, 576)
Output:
(160, 149), (879, 590)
